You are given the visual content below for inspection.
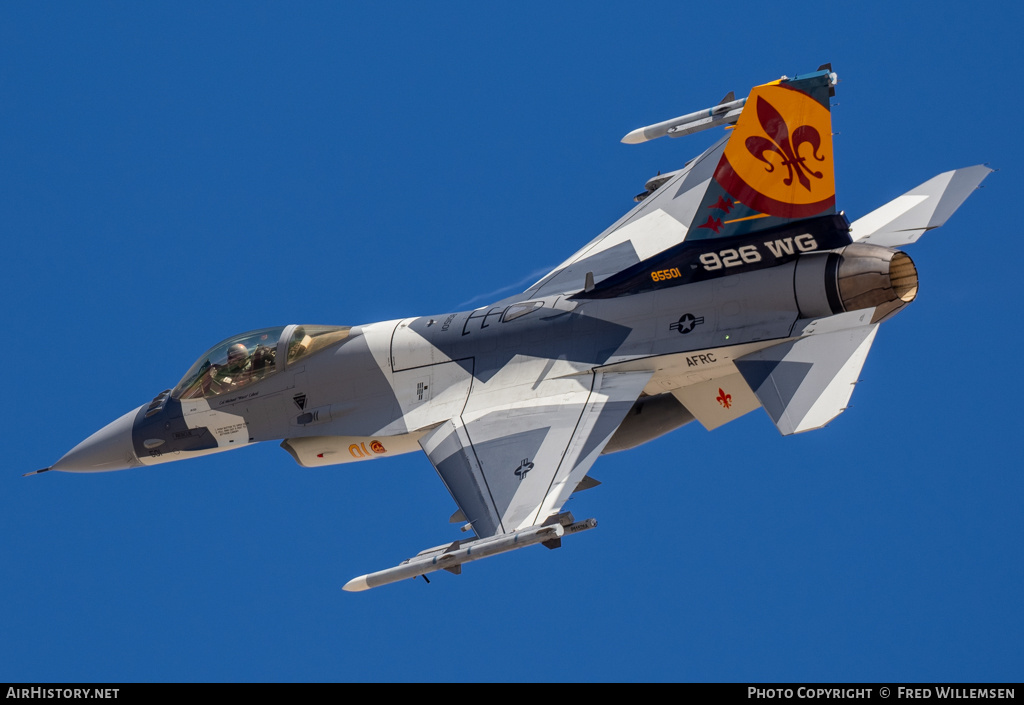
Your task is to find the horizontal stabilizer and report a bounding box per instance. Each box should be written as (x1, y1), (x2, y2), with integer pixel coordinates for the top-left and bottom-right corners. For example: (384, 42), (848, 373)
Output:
(850, 165), (992, 247)
(735, 323), (879, 435)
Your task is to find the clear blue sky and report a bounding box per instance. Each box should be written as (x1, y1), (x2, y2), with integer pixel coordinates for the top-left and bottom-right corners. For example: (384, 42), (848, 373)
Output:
(2, 1), (1021, 682)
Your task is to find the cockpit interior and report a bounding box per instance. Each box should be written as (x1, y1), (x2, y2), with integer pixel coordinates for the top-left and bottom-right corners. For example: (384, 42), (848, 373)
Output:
(172, 324), (351, 400)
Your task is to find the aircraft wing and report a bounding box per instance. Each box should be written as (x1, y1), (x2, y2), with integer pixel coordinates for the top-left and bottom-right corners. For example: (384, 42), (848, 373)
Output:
(518, 137), (729, 300)
(849, 165), (992, 247)
(419, 369), (653, 538)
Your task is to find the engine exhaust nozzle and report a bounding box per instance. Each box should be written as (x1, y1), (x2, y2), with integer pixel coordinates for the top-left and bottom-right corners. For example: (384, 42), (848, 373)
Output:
(794, 243), (919, 323)
(837, 244), (918, 322)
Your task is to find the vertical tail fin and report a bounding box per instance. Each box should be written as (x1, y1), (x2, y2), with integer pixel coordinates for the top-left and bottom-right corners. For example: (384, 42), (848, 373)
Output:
(520, 68), (841, 300)
(687, 68), (839, 240)
(620, 68), (839, 242)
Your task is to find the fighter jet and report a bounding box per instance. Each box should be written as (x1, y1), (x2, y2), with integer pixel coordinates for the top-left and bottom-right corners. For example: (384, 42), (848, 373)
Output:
(32, 66), (990, 590)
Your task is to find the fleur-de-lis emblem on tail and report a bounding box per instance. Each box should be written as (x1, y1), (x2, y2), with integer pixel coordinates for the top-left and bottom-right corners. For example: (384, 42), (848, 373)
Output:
(714, 80), (835, 219)
(744, 96), (825, 192)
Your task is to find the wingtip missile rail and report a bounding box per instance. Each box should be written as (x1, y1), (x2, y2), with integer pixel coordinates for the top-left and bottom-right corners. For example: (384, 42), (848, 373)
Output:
(620, 95), (746, 144)
(343, 515), (598, 592)
(621, 68), (839, 145)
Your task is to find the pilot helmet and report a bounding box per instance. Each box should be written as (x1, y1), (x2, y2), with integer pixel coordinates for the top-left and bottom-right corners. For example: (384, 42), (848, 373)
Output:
(226, 343), (248, 366)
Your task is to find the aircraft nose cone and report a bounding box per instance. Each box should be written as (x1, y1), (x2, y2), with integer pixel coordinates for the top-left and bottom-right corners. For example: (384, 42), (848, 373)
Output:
(51, 406), (143, 473)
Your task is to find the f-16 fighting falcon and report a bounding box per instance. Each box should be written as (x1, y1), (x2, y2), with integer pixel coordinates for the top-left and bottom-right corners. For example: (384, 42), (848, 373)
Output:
(31, 65), (990, 590)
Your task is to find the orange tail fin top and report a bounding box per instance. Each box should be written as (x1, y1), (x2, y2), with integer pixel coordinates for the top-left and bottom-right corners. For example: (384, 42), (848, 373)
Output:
(687, 68), (838, 240)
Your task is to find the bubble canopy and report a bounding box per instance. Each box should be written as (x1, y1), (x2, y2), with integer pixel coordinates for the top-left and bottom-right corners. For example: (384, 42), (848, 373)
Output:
(172, 325), (351, 400)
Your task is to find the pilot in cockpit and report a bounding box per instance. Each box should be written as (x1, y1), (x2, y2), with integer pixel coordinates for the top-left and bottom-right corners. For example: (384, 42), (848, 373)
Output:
(204, 343), (251, 395)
